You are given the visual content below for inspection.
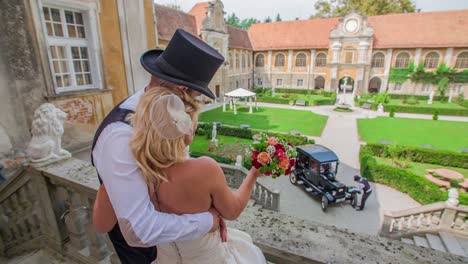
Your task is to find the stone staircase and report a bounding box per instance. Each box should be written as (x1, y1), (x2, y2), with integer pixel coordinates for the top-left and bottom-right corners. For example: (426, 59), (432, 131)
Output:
(380, 190), (468, 258)
(401, 232), (468, 257)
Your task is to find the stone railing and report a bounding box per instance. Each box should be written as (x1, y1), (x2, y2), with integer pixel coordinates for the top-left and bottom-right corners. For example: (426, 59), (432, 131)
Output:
(0, 159), (118, 263)
(380, 201), (468, 239)
(1, 159), (467, 264)
(220, 164), (280, 212)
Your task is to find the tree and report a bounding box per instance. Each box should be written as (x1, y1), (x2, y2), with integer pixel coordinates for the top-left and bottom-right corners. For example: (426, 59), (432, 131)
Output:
(275, 13), (282, 22)
(239, 18), (259, 30)
(264, 16), (272, 23)
(437, 77), (449, 99)
(310, 0), (416, 18)
(226, 13), (241, 28)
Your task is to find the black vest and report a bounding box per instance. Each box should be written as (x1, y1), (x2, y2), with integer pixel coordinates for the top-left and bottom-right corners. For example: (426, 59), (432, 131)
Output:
(91, 98), (157, 264)
(360, 178), (371, 192)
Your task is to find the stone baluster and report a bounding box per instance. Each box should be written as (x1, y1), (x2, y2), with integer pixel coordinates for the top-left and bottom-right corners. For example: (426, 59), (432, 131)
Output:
(255, 185), (261, 201)
(416, 214), (423, 229)
(407, 215), (414, 229)
(389, 219), (395, 233)
(85, 198), (110, 261)
(26, 181), (42, 238)
(18, 186), (34, 240)
(260, 187), (267, 206)
(63, 189), (88, 252)
(0, 202), (13, 247)
(266, 192), (272, 209)
(10, 194), (26, 244)
(271, 191), (280, 212)
(398, 217), (404, 231)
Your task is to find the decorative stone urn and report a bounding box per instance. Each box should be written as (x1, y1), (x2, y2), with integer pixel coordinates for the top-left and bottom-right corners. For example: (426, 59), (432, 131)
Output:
(26, 103), (71, 166)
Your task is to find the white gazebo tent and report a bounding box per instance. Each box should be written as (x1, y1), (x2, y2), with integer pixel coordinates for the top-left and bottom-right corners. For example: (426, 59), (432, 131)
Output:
(223, 88), (257, 114)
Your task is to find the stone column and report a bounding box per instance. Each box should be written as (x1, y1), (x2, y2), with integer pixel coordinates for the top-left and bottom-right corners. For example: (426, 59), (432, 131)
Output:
(445, 48), (453, 66)
(249, 97), (253, 113)
(414, 48), (422, 66)
(331, 67), (338, 92)
(268, 50), (273, 87)
(288, 50), (293, 88)
(358, 41), (370, 64)
(309, 49), (315, 90)
(382, 48), (393, 93)
(233, 50), (237, 72)
(331, 42), (342, 64)
(222, 97), (226, 112)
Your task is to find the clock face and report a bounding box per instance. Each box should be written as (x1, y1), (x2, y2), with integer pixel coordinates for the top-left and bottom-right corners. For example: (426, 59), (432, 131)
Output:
(345, 19), (358, 33)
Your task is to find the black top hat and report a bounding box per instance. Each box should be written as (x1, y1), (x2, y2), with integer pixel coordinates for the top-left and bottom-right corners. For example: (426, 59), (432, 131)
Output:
(140, 29), (225, 99)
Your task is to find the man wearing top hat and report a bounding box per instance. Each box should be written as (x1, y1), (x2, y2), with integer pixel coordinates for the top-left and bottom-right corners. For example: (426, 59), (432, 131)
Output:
(91, 29), (225, 264)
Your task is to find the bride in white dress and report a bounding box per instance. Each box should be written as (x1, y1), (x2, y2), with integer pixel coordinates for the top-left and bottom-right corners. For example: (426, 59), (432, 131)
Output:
(128, 87), (266, 264)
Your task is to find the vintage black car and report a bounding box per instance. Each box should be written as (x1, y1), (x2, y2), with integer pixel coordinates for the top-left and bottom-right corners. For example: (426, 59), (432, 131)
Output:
(290, 145), (357, 211)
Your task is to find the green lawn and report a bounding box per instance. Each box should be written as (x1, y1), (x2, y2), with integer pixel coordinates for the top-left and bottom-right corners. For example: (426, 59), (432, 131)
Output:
(199, 106), (328, 136)
(388, 99), (465, 109)
(358, 117), (468, 152)
(375, 157), (468, 179)
(258, 92), (330, 103)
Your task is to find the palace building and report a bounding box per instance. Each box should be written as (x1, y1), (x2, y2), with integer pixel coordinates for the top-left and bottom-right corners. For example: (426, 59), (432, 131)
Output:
(155, 1), (468, 103)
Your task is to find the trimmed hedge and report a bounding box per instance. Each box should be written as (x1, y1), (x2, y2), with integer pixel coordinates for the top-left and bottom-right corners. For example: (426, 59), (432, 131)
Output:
(360, 147), (449, 204)
(383, 104), (468, 116)
(197, 123), (315, 146)
(364, 143), (468, 169)
(190, 151), (233, 164)
(388, 94), (449, 101)
(256, 96), (310, 106)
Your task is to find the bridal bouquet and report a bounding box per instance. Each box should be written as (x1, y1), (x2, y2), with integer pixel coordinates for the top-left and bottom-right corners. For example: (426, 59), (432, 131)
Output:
(250, 133), (297, 178)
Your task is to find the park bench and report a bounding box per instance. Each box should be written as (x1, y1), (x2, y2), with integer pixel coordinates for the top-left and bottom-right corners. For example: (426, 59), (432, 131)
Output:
(424, 174), (450, 188)
(361, 103), (371, 110)
(295, 100), (306, 106)
(240, 124), (250, 129)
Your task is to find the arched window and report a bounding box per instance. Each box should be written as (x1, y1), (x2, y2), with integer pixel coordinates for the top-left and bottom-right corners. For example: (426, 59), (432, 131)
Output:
(242, 54), (246, 68)
(296, 53), (307, 67)
(275, 53), (285, 67)
(455, 52), (468, 69)
(371, 53), (385, 68)
(255, 54), (264, 67)
(315, 53), (327, 67)
(395, 52), (410, 68)
(424, 52), (439, 69)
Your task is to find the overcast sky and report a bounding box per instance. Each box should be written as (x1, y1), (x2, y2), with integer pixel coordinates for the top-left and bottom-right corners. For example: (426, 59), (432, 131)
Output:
(155, 0), (468, 21)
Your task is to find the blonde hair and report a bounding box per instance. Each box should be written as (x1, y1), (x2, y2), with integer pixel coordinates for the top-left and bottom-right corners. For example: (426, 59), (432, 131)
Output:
(130, 85), (201, 193)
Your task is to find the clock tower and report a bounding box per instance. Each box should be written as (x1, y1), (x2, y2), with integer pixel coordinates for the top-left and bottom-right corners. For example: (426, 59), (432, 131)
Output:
(328, 12), (374, 101)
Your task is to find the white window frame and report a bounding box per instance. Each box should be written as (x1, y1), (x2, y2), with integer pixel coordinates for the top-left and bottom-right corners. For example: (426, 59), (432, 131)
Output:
(297, 79), (304, 87)
(276, 79), (283, 86)
(422, 83), (431, 92)
(40, 0), (102, 93)
(257, 78), (263, 86)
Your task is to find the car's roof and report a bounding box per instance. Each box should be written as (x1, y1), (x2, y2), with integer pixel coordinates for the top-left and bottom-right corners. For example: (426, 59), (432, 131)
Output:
(298, 145), (339, 163)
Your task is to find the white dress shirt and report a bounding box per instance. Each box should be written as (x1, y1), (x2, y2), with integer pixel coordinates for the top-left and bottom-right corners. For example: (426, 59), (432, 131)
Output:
(92, 88), (213, 247)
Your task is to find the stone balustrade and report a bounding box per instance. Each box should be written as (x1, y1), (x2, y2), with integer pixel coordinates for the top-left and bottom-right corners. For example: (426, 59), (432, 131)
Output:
(220, 164), (280, 211)
(1, 158), (467, 264)
(380, 201), (468, 239)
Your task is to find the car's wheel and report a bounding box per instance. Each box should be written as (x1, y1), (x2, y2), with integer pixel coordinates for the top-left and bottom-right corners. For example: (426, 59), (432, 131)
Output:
(351, 193), (358, 208)
(289, 172), (298, 185)
(321, 195), (328, 212)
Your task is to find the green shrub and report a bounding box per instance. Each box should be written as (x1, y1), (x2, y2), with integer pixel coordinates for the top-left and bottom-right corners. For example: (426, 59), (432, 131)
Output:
(196, 127), (206, 136)
(360, 147), (448, 204)
(454, 93), (465, 105)
(374, 93), (390, 104)
(433, 110), (439, 120)
(406, 96), (419, 105)
(389, 109), (395, 117)
(198, 123), (315, 146)
(384, 104), (468, 116)
(364, 143), (468, 168)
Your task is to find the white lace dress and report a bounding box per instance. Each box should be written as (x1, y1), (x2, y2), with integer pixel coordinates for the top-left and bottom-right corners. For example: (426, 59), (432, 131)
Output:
(154, 228), (266, 264)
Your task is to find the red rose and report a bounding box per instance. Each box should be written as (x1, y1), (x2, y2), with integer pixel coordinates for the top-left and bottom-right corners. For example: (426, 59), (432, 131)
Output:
(264, 171), (272, 176)
(286, 168), (291, 175)
(290, 159), (296, 167)
(252, 158), (262, 169)
(276, 149), (286, 160)
(251, 150), (259, 160)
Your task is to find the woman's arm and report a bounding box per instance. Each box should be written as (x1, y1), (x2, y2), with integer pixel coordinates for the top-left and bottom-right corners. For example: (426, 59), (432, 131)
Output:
(205, 157), (261, 221)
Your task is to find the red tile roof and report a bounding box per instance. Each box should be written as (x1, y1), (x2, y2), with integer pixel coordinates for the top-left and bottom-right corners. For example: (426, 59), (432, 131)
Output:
(248, 10), (468, 50)
(155, 4), (198, 41)
(227, 26), (253, 50)
(248, 18), (339, 50)
(188, 2), (209, 35)
(368, 10), (468, 48)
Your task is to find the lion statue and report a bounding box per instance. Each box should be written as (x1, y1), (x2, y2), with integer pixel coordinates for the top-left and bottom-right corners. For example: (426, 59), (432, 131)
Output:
(26, 103), (71, 164)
